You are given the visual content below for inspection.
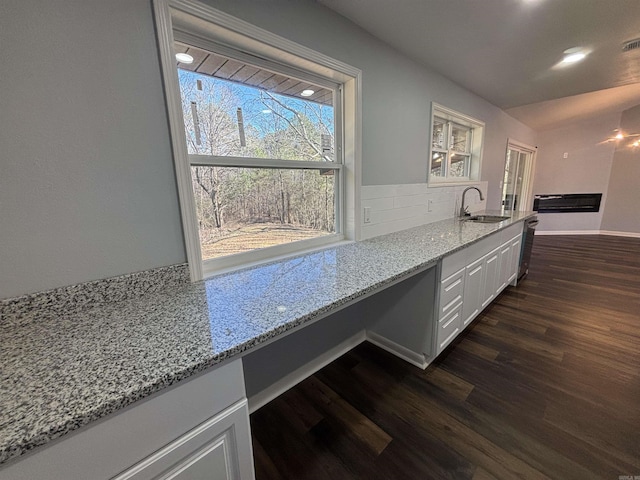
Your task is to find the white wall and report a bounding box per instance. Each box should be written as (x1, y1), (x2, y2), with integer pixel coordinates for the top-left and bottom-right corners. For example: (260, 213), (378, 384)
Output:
(199, 0), (536, 201)
(601, 105), (640, 234)
(1, 0), (535, 299)
(0, 0), (186, 298)
(532, 113), (619, 233)
(360, 182), (488, 240)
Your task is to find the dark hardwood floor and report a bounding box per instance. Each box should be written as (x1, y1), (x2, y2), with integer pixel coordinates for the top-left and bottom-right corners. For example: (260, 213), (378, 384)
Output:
(250, 235), (640, 479)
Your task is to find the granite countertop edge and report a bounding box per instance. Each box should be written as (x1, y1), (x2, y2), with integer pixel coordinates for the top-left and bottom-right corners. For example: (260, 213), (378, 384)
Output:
(0, 211), (536, 466)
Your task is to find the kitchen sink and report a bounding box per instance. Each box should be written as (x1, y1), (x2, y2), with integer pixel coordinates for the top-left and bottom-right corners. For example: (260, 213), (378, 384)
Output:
(464, 215), (510, 223)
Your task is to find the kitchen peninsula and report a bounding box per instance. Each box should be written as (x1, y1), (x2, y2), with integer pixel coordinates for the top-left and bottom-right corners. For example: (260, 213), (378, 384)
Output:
(0, 212), (534, 479)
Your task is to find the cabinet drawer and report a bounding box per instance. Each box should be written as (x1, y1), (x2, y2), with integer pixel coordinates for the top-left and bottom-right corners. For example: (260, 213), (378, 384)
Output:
(439, 268), (464, 318)
(438, 304), (462, 352)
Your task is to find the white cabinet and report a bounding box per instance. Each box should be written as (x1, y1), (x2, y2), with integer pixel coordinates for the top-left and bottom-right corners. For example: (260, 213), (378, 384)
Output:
(436, 268), (465, 353)
(481, 246), (500, 308)
(508, 235), (522, 284)
(462, 257), (484, 327)
(113, 400), (253, 480)
(496, 241), (512, 294)
(436, 220), (525, 357)
(496, 233), (522, 294)
(0, 359), (255, 480)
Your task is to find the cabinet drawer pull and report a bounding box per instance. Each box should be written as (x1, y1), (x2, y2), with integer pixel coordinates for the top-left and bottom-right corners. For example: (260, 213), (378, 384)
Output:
(442, 311), (460, 329)
(444, 278), (462, 292)
(469, 265), (482, 276)
(443, 295), (462, 314)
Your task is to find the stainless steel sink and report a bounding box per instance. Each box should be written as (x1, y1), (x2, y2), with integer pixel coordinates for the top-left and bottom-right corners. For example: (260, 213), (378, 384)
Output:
(464, 215), (510, 223)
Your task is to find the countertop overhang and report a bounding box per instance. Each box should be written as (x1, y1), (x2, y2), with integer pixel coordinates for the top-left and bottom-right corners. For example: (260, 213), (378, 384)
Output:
(0, 211), (535, 466)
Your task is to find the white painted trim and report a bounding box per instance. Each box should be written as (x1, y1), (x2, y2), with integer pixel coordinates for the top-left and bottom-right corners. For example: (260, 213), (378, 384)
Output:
(506, 139), (537, 212)
(428, 103), (484, 185)
(366, 331), (429, 370)
(248, 331), (366, 413)
(153, 0), (362, 279)
(202, 234), (345, 277)
(153, 0), (204, 282)
(599, 230), (640, 238)
(205, 239), (353, 278)
(189, 155), (342, 171)
(536, 230), (602, 236)
(537, 230), (640, 238)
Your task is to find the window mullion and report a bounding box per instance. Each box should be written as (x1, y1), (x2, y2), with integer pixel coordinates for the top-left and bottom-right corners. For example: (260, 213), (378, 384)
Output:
(189, 154), (342, 171)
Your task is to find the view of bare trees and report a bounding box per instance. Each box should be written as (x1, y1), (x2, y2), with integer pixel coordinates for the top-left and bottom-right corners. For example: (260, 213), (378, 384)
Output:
(179, 70), (336, 259)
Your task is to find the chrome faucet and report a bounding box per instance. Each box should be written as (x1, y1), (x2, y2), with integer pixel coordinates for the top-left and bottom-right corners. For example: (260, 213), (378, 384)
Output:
(459, 186), (484, 217)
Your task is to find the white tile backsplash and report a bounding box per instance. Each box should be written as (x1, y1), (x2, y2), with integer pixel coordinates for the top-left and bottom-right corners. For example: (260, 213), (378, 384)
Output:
(360, 182), (488, 240)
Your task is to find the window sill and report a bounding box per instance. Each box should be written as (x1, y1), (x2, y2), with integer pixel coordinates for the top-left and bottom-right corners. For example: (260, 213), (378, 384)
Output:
(202, 235), (350, 279)
(427, 179), (482, 188)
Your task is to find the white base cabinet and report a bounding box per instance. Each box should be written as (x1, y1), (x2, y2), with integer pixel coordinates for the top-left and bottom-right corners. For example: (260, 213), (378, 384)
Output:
(0, 359), (255, 480)
(461, 257), (483, 327)
(113, 400), (253, 480)
(436, 221), (524, 355)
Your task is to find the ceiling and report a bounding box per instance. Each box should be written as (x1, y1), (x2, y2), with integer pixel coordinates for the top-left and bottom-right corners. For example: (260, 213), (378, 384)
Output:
(317, 0), (640, 130)
(175, 42), (333, 105)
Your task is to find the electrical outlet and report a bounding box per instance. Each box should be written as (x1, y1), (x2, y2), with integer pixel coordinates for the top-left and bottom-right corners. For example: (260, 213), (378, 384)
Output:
(427, 199), (433, 212)
(363, 207), (371, 224)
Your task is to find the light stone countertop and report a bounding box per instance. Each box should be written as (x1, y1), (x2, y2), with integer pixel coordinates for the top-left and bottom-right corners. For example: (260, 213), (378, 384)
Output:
(0, 211), (535, 466)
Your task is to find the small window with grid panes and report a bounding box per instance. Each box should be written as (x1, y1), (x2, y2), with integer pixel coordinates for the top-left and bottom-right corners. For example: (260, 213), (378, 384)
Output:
(429, 105), (484, 184)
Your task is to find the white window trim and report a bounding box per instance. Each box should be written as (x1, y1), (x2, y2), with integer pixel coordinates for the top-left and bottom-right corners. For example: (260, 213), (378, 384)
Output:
(505, 138), (537, 212)
(153, 0), (362, 281)
(428, 103), (484, 186)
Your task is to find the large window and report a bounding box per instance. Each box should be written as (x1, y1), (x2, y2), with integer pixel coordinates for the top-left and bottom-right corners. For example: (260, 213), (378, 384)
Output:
(429, 104), (484, 184)
(177, 44), (341, 264)
(154, 0), (361, 279)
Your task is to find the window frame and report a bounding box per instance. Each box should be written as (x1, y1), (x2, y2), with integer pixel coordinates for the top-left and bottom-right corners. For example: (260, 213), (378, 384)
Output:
(428, 103), (484, 185)
(153, 0), (362, 281)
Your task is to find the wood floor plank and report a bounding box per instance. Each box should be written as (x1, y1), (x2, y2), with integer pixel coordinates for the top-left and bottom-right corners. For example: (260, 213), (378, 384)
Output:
(298, 376), (393, 456)
(419, 365), (475, 401)
(251, 235), (640, 479)
(455, 338), (500, 361)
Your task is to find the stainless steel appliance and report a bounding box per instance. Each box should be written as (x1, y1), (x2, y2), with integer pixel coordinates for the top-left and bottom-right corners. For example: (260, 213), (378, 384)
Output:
(518, 216), (538, 281)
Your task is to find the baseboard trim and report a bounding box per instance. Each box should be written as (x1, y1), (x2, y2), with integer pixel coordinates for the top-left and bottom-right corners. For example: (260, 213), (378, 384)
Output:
(366, 331), (429, 370)
(536, 230), (640, 238)
(536, 230), (600, 236)
(599, 230), (640, 238)
(247, 331), (367, 413)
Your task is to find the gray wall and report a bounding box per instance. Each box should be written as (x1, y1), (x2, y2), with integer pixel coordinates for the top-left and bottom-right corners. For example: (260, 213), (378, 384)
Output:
(0, 0), (186, 298)
(601, 105), (640, 234)
(201, 0), (537, 199)
(1, 0), (535, 299)
(532, 113), (618, 232)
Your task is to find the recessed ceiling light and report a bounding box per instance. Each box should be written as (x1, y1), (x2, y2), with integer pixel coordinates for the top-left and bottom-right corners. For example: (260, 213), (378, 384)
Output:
(175, 53), (194, 64)
(300, 89), (315, 97)
(615, 132), (624, 140)
(560, 47), (588, 65)
(561, 52), (586, 64)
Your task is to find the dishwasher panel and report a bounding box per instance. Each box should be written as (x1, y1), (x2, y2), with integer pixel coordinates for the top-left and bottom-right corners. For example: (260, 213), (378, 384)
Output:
(518, 216), (538, 281)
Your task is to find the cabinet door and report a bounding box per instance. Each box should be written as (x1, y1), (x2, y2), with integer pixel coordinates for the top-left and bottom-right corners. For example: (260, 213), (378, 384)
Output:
(113, 400), (255, 480)
(508, 235), (522, 284)
(462, 258), (484, 327)
(496, 241), (512, 294)
(481, 247), (500, 308)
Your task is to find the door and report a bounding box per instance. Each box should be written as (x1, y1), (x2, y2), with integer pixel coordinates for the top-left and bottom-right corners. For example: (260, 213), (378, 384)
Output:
(502, 141), (536, 211)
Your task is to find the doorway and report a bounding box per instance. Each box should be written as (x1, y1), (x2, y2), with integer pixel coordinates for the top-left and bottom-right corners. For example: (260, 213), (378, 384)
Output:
(501, 140), (536, 211)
